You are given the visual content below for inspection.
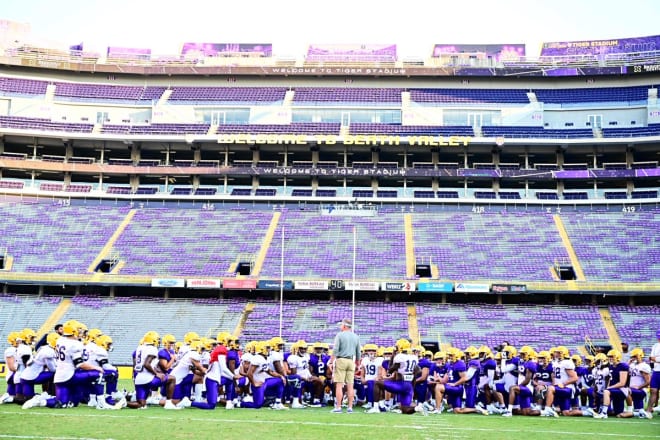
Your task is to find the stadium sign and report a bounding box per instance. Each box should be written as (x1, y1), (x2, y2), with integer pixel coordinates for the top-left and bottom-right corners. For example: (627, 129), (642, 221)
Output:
(257, 280), (294, 290)
(381, 282), (415, 292)
(222, 279), (257, 289)
(345, 281), (381, 291)
(187, 278), (221, 289)
(294, 280), (329, 290)
(454, 283), (490, 293)
(217, 134), (471, 146)
(151, 278), (185, 288)
(491, 284), (528, 294)
(417, 282), (454, 293)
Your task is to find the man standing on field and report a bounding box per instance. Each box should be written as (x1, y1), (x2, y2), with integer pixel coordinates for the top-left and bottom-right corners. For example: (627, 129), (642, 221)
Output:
(331, 318), (361, 413)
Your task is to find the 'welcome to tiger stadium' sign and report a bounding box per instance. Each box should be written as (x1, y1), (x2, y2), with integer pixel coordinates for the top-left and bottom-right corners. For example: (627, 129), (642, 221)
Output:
(217, 134), (471, 147)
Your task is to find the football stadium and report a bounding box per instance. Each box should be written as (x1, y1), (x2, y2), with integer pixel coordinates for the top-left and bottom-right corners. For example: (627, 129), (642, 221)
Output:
(0, 15), (659, 440)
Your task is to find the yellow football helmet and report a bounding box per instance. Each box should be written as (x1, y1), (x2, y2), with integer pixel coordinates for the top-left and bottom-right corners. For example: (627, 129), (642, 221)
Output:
(98, 335), (114, 352)
(256, 341), (269, 356)
(478, 345), (493, 359)
(143, 331), (160, 346)
(383, 346), (394, 356)
(594, 352), (608, 366)
(162, 334), (176, 347)
(87, 328), (103, 344)
(363, 343), (378, 352)
(464, 345), (479, 360)
(571, 354), (583, 366)
(585, 355), (595, 366)
(270, 336), (285, 352)
(554, 346), (570, 360)
(174, 341), (183, 353)
(433, 351), (447, 361)
(62, 320), (83, 338)
(216, 331), (231, 346)
(201, 337), (215, 351)
(395, 338), (411, 353)
(184, 331), (200, 345)
(502, 345), (518, 359)
(537, 350), (551, 365)
(629, 347), (644, 361)
(20, 328), (36, 345)
(519, 345), (535, 361)
(46, 332), (59, 349)
(7, 331), (20, 347)
(607, 349), (622, 364)
(189, 340), (204, 354)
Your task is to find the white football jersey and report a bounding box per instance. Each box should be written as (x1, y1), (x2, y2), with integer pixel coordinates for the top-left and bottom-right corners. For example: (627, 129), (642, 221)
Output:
(553, 359), (576, 388)
(134, 344), (159, 385)
(21, 345), (57, 381)
(250, 354), (271, 384)
(171, 350), (201, 384)
(629, 361), (651, 388)
(288, 353), (311, 380)
(361, 356), (382, 381)
(54, 337), (85, 383)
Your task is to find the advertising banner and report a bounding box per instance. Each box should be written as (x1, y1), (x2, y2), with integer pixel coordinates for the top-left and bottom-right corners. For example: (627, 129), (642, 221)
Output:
(186, 279), (221, 289)
(151, 278), (185, 288)
(257, 280), (294, 290)
(222, 279), (257, 289)
(491, 284), (528, 293)
(454, 283), (490, 293)
(381, 282), (415, 292)
(417, 282), (454, 292)
(294, 280), (329, 290)
(345, 281), (380, 291)
(541, 35), (660, 57)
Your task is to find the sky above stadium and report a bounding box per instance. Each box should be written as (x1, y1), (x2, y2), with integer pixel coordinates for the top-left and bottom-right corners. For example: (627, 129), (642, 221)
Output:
(3, 0), (660, 57)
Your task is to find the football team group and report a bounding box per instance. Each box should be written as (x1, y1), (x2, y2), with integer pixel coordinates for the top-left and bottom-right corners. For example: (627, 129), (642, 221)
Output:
(3, 320), (660, 421)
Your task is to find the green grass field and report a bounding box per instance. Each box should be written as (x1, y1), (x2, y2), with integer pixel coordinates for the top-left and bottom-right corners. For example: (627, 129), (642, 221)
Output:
(1, 381), (658, 440)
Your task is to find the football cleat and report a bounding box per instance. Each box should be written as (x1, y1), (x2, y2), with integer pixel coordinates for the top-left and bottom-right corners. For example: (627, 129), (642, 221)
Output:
(0, 393), (14, 404)
(414, 403), (429, 416)
(291, 401), (305, 409)
(592, 411), (607, 419)
(502, 411), (513, 417)
(177, 397), (192, 408)
(272, 403), (288, 410)
(366, 405), (381, 414)
(225, 401), (234, 410)
(638, 410), (652, 419)
(163, 400), (181, 410)
(22, 394), (44, 410)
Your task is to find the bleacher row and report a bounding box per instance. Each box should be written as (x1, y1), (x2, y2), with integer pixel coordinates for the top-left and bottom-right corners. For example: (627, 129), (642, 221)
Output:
(1, 203), (658, 282)
(1, 180), (657, 201)
(0, 293), (657, 366)
(2, 115), (660, 138)
(0, 76), (653, 104)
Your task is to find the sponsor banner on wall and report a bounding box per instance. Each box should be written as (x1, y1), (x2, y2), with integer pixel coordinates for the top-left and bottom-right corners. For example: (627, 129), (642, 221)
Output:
(151, 278), (185, 288)
(491, 284), (528, 294)
(222, 279), (257, 290)
(381, 282), (415, 292)
(294, 280), (329, 290)
(417, 282), (454, 293)
(454, 283), (490, 293)
(187, 279), (221, 289)
(345, 281), (381, 291)
(257, 280), (294, 290)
